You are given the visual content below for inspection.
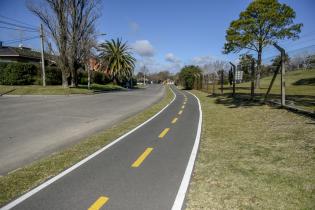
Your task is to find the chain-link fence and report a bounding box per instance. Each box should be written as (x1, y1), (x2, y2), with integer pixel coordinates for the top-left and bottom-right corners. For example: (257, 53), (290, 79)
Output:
(200, 45), (315, 113)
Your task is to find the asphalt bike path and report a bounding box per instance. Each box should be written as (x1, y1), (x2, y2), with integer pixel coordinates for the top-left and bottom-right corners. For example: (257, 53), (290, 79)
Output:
(2, 85), (201, 210)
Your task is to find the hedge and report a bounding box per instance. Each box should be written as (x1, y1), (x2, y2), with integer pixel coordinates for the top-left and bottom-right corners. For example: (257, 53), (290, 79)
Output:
(0, 63), (37, 85)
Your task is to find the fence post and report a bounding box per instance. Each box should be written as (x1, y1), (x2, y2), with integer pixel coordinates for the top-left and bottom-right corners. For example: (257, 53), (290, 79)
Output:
(221, 70), (224, 95)
(229, 62), (236, 97)
(273, 43), (286, 106)
(250, 59), (255, 100)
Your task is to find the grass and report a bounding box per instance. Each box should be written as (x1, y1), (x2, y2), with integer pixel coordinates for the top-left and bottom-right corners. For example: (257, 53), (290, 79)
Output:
(0, 85), (174, 207)
(206, 69), (315, 112)
(185, 90), (315, 210)
(0, 83), (124, 95)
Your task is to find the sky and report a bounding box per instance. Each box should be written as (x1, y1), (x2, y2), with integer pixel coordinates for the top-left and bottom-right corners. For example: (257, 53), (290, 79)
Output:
(1, 0), (315, 73)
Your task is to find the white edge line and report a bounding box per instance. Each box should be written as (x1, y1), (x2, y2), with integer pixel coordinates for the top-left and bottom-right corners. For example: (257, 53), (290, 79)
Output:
(171, 90), (202, 210)
(1, 86), (176, 210)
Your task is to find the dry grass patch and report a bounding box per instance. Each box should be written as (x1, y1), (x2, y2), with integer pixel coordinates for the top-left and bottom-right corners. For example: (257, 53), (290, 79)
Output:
(186, 90), (315, 210)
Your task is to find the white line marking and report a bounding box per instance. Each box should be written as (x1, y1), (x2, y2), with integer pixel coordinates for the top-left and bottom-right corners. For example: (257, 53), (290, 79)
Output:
(1, 86), (177, 210)
(171, 90), (202, 210)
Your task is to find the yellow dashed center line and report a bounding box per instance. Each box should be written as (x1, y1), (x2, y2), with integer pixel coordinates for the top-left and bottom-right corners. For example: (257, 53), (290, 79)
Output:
(183, 101), (187, 105)
(131, 147), (153, 168)
(159, 128), (170, 138)
(171, 117), (178, 124)
(88, 196), (109, 210)
(181, 105), (185, 109)
(178, 110), (183, 115)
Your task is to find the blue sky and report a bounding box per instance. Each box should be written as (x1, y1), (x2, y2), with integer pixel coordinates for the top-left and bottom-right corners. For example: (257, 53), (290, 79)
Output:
(1, 0), (315, 73)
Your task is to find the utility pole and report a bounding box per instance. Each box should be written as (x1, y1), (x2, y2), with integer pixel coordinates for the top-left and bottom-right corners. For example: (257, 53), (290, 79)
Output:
(40, 24), (46, 87)
(143, 65), (146, 85)
(274, 43), (286, 106)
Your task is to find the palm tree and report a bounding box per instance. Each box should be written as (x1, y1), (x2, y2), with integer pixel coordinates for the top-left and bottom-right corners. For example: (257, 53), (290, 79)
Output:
(98, 39), (136, 84)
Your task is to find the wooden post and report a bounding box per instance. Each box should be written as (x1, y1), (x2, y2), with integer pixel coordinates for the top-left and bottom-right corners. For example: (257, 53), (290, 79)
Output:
(250, 59), (255, 100)
(264, 65), (280, 102)
(220, 70), (224, 94)
(273, 43), (286, 106)
(206, 74), (209, 93)
(229, 62), (236, 97)
(212, 73), (216, 95)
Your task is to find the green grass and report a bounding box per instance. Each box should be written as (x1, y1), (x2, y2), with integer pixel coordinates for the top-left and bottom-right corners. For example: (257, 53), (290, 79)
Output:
(0, 86), (173, 207)
(0, 83), (124, 95)
(186, 90), (315, 210)
(206, 69), (315, 112)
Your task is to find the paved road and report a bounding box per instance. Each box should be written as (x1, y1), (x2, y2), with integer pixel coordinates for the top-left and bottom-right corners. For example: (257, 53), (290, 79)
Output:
(0, 85), (164, 175)
(3, 86), (201, 210)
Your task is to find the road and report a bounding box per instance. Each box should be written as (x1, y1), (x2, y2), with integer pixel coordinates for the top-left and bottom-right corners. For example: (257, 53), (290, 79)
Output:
(0, 85), (164, 175)
(2, 86), (201, 210)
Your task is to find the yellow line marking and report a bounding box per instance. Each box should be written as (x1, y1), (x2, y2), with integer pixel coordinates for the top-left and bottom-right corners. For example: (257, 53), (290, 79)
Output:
(178, 110), (183, 115)
(159, 128), (170, 138)
(131, 148), (153, 167)
(88, 196), (109, 210)
(181, 105), (185, 109)
(172, 117), (178, 124)
(183, 101), (187, 105)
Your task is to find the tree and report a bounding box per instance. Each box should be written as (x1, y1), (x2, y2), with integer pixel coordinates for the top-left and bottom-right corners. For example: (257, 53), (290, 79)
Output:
(271, 53), (290, 67)
(28, 0), (69, 87)
(98, 39), (136, 84)
(67, 0), (99, 87)
(223, 0), (302, 88)
(28, 0), (99, 87)
(179, 65), (203, 90)
(239, 54), (255, 81)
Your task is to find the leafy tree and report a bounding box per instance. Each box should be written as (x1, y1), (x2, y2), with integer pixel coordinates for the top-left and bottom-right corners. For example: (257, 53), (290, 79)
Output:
(271, 53), (290, 67)
(223, 0), (302, 88)
(179, 65), (203, 90)
(99, 39), (136, 84)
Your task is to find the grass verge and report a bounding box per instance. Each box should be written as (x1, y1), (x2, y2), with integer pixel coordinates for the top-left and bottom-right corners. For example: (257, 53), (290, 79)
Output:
(0, 85), (173, 207)
(186, 90), (315, 210)
(0, 83), (124, 95)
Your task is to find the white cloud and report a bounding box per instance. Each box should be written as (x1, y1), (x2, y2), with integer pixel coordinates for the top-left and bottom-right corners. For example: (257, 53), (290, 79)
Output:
(165, 53), (181, 63)
(192, 55), (215, 66)
(131, 40), (155, 57)
(129, 21), (139, 33)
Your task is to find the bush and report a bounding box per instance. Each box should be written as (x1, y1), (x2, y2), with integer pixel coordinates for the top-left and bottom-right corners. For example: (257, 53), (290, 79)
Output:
(0, 63), (37, 85)
(93, 71), (106, 84)
(0, 62), (8, 71)
(34, 66), (62, 85)
(78, 71), (88, 85)
(179, 65), (203, 90)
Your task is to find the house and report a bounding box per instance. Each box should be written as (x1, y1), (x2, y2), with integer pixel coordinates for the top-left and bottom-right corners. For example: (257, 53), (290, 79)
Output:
(0, 42), (56, 65)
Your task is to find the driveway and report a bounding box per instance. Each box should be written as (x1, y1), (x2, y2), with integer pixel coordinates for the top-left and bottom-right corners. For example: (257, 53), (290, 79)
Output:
(0, 85), (165, 175)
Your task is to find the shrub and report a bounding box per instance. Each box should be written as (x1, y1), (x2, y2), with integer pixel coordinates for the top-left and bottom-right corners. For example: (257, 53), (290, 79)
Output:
(179, 65), (203, 90)
(78, 71), (88, 85)
(34, 66), (62, 85)
(0, 63), (37, 85)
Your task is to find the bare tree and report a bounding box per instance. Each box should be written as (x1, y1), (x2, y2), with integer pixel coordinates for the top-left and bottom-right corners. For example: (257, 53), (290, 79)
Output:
(68, 0), (100, 86)
(28, 0), (100, 87)
(28, 0), (69, 87)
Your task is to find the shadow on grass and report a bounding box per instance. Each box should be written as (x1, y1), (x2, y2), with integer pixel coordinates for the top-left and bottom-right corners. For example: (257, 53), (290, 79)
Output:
(293, 77), (315, 86)
(209, 93), (265, 108)
(207, 92), (315, 110)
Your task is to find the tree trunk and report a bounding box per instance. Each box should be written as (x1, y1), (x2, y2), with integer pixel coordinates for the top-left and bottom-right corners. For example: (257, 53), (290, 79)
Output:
(255, 48), (262, 89)
(62, 70), (68, 87)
